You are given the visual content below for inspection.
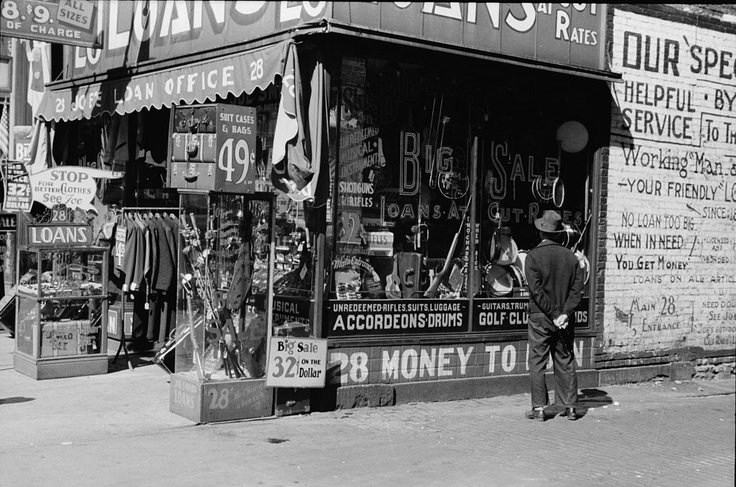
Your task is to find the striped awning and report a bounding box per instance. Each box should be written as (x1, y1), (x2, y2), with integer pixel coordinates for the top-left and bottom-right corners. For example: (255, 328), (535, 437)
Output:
(37, 41), (291, 122)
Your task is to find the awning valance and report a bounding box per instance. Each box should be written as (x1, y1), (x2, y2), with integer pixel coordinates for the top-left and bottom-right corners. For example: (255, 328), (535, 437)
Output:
(38, 41), (291, 122)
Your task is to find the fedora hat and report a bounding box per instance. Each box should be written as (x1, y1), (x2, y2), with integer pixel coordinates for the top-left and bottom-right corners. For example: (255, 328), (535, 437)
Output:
(535, 210), (565, 233)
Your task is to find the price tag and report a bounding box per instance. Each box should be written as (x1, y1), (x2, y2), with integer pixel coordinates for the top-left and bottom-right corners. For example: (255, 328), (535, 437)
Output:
(266, 337), (327, 388)
(1, 161), (32, 212)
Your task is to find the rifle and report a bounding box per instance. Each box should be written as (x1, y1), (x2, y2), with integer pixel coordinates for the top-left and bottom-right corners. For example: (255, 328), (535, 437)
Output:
(424, 193), (473, 298)
(180, 274), (205, 380)
(573, 213), (592, 253)
(179, 213), (245, 379)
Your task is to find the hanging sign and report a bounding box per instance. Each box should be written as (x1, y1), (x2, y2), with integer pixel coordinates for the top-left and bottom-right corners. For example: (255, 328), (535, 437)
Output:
(169, 104), (257, 194)
(0, 0), (101, 48)
(28, 166), (122, 212)
(266, 337), (327, 388)
(1, 161), (33, 212)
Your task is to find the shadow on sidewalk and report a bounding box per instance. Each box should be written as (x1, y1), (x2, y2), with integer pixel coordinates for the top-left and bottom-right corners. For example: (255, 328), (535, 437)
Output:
(107, 350), (159, 373)
(547, 388), (614, 419)
(0, 396), (35, 405)
(576, 388), (614, 418)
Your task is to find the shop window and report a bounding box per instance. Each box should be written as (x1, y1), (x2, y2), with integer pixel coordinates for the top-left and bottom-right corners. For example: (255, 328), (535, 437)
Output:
(332, 56), (474, 303)
(328, 52), (595, 335)
(229, 86), (316, 336)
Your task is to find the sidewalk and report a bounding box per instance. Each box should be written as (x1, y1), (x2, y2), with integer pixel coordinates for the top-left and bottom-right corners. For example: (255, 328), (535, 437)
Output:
(1, 330), (734, 487)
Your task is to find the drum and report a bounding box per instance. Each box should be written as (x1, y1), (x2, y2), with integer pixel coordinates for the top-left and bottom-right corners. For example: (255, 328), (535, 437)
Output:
(485, 264), (514, 297)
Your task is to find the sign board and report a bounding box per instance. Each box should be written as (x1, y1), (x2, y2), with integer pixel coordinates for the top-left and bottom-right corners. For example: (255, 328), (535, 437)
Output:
(40, 41), (290, 122)
(13, 126), (34, 162)
(62, 3), (606, 79)
(0, 0), (101, 48)
(0, 213), (16, 231)
(273, 295), (311, 331)
(64, 1), (326, 77)
(328, 299), (470, 337)
(28, 166), (122, 211)
(266, 336), (327, 388)
(169, 104), (257, 194)
(40, 320), (97, 357)
(472, 297), (590, 331)
(1, 161), (33, 211)
(169, 374), (273, 423)
(27, 223), (91, 246)
(331, 3), (606, 72)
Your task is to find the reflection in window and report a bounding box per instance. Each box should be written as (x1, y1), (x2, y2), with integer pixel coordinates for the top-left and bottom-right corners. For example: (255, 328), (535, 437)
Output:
(331, 55), (593, 303)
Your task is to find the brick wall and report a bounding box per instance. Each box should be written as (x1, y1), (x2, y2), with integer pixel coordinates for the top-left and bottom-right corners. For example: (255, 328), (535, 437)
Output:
(597, 5), (736, 368)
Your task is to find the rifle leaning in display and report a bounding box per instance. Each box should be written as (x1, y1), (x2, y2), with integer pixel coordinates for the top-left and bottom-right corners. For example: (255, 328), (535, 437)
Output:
(180, 273), (206, 380)
(179, 213), (245, 379)
(424, 194), (473, 298)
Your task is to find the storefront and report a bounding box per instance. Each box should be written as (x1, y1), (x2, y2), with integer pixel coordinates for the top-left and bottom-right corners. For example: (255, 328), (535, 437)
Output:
(315, 3), (615, 405)
(26, 2), (620, 416)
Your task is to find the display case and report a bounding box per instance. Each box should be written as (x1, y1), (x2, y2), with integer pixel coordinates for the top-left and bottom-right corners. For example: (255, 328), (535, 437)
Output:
(169, 192), (275, 423)
(14, 246), (108, 379)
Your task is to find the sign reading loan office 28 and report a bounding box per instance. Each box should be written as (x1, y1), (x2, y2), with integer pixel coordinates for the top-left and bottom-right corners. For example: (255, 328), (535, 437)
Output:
(1, 0), (100, 48)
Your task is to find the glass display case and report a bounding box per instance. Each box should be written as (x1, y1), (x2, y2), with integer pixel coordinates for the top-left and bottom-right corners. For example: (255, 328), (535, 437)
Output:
(14, 246), (109, 379)
(169, 192), (274, 423)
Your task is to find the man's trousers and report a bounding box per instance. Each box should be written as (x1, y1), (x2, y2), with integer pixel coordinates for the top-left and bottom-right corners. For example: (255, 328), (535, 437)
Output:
(528, 312), (578, 408)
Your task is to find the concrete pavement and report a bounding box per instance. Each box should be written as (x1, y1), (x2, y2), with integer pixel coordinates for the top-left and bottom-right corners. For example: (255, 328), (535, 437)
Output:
(1, 330), (734, 487)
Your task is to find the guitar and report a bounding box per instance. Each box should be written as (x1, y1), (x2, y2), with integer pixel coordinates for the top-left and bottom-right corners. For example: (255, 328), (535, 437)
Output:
(573, 213), (593, 284)
(385, 259), (401, 299)
(180, 273), (205, 380)
(424, 194), (473, 298)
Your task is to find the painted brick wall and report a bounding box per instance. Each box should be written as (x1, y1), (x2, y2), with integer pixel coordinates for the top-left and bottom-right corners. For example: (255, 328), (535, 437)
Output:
(601, 6), (736, 362)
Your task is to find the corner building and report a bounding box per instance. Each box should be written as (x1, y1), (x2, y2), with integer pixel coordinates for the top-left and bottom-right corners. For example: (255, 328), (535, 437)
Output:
(33, 3), (734, 413)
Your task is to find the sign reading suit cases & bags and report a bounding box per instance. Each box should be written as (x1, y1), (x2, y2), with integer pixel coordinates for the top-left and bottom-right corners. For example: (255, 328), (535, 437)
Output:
(169, 104), (257, 193)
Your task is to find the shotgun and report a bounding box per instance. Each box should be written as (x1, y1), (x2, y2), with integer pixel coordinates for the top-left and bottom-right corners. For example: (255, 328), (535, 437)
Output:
(424, 194), (472, 298)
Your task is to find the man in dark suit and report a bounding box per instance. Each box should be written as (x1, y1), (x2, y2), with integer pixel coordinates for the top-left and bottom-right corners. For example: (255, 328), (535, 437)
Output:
(524, 210), (585, 421)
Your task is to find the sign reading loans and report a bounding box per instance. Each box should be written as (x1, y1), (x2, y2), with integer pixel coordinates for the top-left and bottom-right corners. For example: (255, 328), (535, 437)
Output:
(266, 337), (327, 388)
(0, 0), (100, 48)
(28, 224), (91, 246)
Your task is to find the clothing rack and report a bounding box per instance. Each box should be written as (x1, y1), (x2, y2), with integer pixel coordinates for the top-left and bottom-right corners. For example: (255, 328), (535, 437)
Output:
(120, 206), (180, 220)
(111, 206), (180, 370)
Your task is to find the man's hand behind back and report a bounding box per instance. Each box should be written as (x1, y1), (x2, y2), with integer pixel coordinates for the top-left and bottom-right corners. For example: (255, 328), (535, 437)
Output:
(554, 313), (569, 329)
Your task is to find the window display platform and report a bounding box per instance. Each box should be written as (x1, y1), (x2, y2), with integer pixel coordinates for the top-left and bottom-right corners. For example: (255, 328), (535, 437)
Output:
(169, 373), (273, 423)
(13, 351), (108, 380)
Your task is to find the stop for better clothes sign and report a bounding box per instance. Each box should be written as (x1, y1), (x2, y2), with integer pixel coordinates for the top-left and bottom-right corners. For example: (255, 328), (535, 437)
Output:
(266, 337), (327, 388)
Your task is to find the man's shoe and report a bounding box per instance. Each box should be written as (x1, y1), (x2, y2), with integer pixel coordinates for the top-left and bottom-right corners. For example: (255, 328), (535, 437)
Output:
(525, 408), (546, 421)
(560, 407), (578, 421)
